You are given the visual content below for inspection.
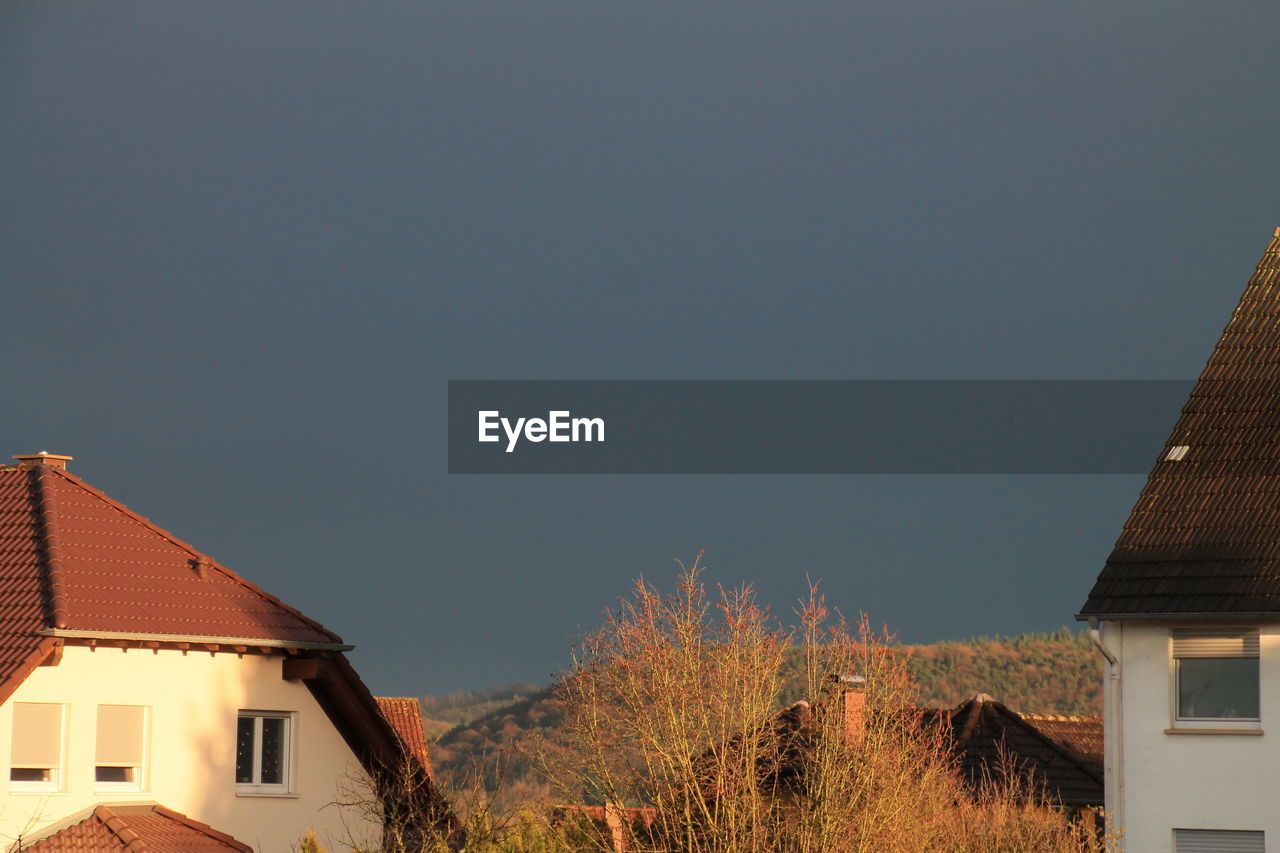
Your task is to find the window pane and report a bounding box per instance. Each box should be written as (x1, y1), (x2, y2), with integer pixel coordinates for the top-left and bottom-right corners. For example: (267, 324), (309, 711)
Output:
(235, 717), (255, 784)
(9, 768), (50, 782)
(96, 766), (134, 783)
(259, 717), (284, 785)
(1179, 657), (1260, 718)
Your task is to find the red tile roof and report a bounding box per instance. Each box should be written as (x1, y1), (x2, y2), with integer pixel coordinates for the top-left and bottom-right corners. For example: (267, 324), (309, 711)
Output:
(0, 455), (458, 842)
(1081, 229), (1280, 617)
(0, 459), (344, 700)
(377, 696), (436, 780)
(21, 804), (252, 853)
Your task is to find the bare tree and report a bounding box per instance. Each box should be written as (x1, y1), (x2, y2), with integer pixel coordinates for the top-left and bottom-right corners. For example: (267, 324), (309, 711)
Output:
(544, 557), (1110, 853)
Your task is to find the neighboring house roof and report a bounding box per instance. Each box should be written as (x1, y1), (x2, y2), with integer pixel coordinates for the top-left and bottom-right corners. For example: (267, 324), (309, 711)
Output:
(1020, 712), (1103, 768)
(936, 694), (1104, 808)
(1080, 230), (1280, 618)
(377, 696), (436, 780)
(19, 803), (253, 853)
(716, 689), (1103, 809)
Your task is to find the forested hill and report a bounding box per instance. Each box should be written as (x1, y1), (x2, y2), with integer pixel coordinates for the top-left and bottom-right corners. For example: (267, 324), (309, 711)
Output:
(906, 628), (1099, 714)
(424, 628), (1101, 792)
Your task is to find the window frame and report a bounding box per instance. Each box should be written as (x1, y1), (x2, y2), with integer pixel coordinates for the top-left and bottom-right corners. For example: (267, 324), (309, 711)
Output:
(9, 702), (66, 794)
(234, 710), (295, 796)
(94, 704), (149, 794)
(1170, 628), (1261, 730)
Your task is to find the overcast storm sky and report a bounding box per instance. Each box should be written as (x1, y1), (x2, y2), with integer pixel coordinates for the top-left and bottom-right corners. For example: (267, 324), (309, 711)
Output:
(4, 1), (1280, 695)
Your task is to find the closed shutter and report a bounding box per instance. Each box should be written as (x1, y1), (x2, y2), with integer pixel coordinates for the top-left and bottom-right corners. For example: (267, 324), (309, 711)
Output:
(10, 703), (62, 768)
(96, 705), (145, 766)
(1172, 630), (1260, 658)
(1175, 829), (1265, 853)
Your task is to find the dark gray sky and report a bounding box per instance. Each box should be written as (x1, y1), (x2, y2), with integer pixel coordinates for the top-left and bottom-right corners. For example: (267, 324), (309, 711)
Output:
(3, 1), (1278, 695)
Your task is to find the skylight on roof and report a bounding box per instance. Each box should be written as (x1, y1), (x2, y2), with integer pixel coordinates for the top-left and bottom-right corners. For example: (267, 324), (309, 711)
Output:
(1165, 445), (1190, 462)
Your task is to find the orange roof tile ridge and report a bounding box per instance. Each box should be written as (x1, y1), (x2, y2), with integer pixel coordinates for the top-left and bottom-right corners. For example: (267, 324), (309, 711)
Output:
(45, 466), (343, 644)
(1019, 712), (1101, 723)
(31, 466), (69, 630)
(93, 805), (150, 853)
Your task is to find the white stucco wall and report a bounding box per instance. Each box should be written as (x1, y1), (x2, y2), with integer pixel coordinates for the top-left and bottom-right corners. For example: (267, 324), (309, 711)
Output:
(0, 646), (382, 852)
(1105, 620), (1280, 853)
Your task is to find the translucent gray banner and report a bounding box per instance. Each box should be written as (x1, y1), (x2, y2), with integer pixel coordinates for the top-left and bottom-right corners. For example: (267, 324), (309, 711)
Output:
(448, 380), (1193, 474)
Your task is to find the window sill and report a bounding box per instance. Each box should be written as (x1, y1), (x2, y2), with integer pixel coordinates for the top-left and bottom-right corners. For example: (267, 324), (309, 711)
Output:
(235, 789), (298, 798)
(1165, 727), (1264, 736)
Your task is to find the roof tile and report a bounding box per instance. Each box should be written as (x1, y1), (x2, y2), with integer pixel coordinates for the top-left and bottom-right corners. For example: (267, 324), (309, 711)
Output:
(22, 804), (252, 853)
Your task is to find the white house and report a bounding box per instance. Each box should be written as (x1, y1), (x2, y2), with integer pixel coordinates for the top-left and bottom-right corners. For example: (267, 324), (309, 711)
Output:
(1079, 229), (1280, 853)
(0, 452), (449, 851)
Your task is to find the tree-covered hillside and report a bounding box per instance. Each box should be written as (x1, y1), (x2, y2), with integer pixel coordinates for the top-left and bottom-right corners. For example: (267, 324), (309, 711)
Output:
(424, 628), (1101, 794)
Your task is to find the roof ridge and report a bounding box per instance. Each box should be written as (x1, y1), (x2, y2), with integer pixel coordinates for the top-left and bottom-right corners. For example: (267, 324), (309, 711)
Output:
(42, 466), (342, 644)
(30, 467), (68, 630)
(1018, 712), (1101, 722)
(92, 805), (150, 853)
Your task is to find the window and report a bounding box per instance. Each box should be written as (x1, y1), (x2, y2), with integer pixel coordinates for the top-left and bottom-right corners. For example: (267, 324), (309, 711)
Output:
(1173, 629), (1260, 721)
(9, 702), (64, 790)
(96, 705), (146, 788)
(1174, 828), (1264, 853)
(235, 711), (291, 793)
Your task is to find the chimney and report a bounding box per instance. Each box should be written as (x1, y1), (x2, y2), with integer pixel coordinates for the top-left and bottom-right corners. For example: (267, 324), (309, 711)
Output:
(828, 673), (866, 746)
(12, 451), (73, 471)
(603, 801), (629, 853)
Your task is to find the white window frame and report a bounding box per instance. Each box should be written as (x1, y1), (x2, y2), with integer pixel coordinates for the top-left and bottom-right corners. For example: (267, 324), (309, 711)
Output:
(234, 710), (295, 796)
(1170, 628), (1261, 731)
(9, 702), (66, 794)
(94, 704), (149, 794)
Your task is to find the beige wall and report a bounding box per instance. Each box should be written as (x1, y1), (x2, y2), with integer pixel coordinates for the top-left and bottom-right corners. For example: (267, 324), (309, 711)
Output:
(1106, 621), (1279, 853)
(0, 645), (381, 852)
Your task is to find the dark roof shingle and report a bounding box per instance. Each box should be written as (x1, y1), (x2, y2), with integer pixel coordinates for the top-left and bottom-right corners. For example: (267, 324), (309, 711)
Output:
(940, 695), (1104, 807)
(1080, 230), (1280, 617)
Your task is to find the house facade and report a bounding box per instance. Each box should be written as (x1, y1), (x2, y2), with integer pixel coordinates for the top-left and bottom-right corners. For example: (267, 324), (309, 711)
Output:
(0, 452), (446, 851)
(1079, 229), (1280, 853)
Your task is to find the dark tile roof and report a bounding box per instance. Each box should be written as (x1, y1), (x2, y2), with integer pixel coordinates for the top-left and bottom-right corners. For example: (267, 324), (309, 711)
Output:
(377, 696), (436, 780)
(1080, 230), (1280, 618)
(22, 804), (253, 853)
(939, 694), (1103, 808)
(1020, 712), (1103, 768)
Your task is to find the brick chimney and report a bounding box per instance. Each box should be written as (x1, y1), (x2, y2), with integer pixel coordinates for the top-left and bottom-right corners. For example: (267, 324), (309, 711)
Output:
(12, 451), (73, 470)
(828, 673), (867, 746)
